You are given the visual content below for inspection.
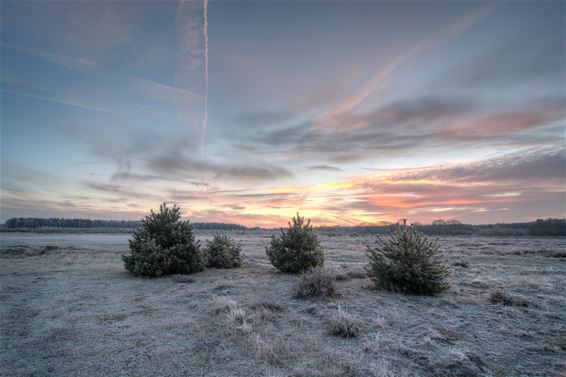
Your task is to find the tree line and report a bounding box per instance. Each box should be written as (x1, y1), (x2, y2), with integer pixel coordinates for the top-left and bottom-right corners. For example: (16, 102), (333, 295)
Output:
(1, 217), (246, 231)
(1, 217), (564, 236)
(317, 218), (566, 237)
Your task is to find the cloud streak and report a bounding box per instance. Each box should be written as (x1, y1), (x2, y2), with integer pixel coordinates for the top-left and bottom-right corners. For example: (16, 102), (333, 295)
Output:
(200, 0), (209, 160)
(240, 96), (563, 164)
(315, 3), (500, 131)
(175, 0), (208, 154)
(1, 42), (99, 73)
(1, 88), (113, 113)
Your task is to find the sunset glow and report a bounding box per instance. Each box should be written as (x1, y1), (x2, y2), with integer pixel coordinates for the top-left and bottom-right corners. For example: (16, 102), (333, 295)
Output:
(1, 1), (564, 226)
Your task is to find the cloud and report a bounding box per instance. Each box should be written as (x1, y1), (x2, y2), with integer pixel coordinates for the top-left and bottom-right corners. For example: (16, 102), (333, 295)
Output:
(216, 147), (565, 225)
(1, 42), (99, 73)
(175, 0), (206, 90)
(314, 3), (500, 131)
(239, 96), (563, 164)
(147, 148), (293, 182)
(339, 147), (565, 221)
(0, 88), (113, 113)
(393, 147), (565, 184)
(307, 165), (343, 172)
(234, 110), (296, 127)
(82, 181), (160, 200)
(168, 0), (210, 160)
(132, 76), (201, 105)
(447, 29), (565, 89)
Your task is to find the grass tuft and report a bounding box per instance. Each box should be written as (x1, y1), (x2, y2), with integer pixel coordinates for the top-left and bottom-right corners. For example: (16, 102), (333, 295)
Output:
(489, 289), (530, 307)
(328, 306), (361, 338)
(452, 260), (469, 268)
(208, 296), (238, 314)
(294, 268), (336, 299)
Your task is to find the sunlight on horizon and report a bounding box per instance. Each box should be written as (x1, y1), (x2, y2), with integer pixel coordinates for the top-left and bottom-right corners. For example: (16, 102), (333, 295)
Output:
(1, 1), (564, 226)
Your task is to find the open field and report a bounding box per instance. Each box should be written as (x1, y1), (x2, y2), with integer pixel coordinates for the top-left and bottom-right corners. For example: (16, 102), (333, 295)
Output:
(1, 232), (565, 377)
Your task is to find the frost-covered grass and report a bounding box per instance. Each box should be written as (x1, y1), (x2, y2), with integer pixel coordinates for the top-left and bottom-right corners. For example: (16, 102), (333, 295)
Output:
(1, 232), (565, 376)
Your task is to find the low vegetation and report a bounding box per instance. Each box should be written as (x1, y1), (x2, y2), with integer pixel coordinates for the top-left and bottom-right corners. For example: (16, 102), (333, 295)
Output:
(489, 289), (530, 307)
(204, 232), (242, 268)
(452, 259), (470, 268)
(366, 224), (450, 295)
(335, 268), (367, 281)
(3, 231), (564, 376)
(294, 267), (336, 299)
(328, 306), (361, 338)
(122, 203), (204, 277)
(266, 213), (324, 273)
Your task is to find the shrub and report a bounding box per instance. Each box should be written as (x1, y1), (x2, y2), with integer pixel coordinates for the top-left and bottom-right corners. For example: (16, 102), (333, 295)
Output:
(266, 212), (324, 273)
(122, 203), (204, 277)
(204, 232), (242, 268)
(366, 225), (450, 295)
(294, 268), (336, 299)
(452, 260), (469, 268)
(328, 306), (361, 338)
(208, 296), (238, 314)
(489, 289), (530, 307)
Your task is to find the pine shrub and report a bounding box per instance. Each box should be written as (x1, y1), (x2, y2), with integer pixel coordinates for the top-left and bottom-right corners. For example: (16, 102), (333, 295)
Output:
(366, 225), (450, 295)
(122, 203), (204, 277)
(205, 232), (242, 268)
(266, 213), (324, 273)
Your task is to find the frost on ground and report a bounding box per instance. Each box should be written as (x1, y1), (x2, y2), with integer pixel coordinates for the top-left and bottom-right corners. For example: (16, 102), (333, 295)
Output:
(1, 232), (565, 376)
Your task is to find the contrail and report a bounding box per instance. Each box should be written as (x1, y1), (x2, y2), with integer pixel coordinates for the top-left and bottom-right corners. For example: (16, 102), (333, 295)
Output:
(200, 0), (209, 161)
(315, 2), (501, 131)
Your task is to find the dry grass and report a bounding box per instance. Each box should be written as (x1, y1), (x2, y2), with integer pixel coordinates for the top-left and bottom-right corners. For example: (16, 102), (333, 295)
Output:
(294, 267), (336, 299)
(208, 295), (238, 314)
(489, 289), (531, 307)
(452, 259), (470, 268)
(170, 274), (195, 283)
(547, 250), (566, 258)
(0, 231), (564, 376)
(335, 267), (367, 281)
(328, 306), (361, 338)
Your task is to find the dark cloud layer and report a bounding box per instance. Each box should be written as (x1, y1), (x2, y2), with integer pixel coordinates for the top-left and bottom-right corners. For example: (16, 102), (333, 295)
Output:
(395, 148), (565, 184)
(235, 96), (563, 164)
(147, 148), (292, 181)
(307, 165), (343, 172)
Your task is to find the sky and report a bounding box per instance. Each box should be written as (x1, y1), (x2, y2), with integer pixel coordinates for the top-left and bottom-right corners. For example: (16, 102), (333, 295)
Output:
(1, 1), (565, 227)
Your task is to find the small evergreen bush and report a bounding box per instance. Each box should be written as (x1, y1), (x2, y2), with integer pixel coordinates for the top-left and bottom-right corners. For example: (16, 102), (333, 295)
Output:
(204, 232), (242, 268)
(366, 225), (450, 295)
(294, 268), (336, 299)
(122, 203), (204, 277)
(266, 212), (324, 273)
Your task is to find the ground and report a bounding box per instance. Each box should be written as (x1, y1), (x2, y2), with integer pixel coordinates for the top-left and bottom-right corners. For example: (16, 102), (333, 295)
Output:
(1, 231), (565, 377)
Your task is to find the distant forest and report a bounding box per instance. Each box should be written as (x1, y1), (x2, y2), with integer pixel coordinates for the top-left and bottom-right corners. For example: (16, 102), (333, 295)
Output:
(1, 218), (246, 231)
(318, 218), (566, 237)
(1, 217), (565, 236)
